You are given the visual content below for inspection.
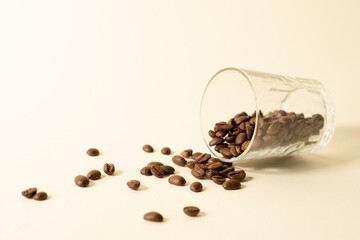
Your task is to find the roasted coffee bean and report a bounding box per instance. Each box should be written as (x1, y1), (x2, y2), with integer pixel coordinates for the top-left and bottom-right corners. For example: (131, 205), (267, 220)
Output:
(87, 170), (101, 180)
(207, 161), (223, 170)
(207, 158), (221, 164)
(183, 206), (200, 217)
(228, 118), (235, 127)
(241, 140), (250, 151)
(228, 170), (246, 181)
(191, 152), (202, 160)
(190, 182), (203, 192)
(161, 147), (171, 155)
(87, 148), (99, 156)
(74, 175), (90, 187)
(181, 149), (193, 158)
(147, 162), (163, 167)
(33, 191), (48, 201)
(140, 166), (152, 176)
(186, 160), (196, 169)
(127, 180), (140, 190)
(222, 179), (241, 190)
(279, 116), (291, 125)
(267, 121), (281, 135)
(103, 163), (115, 175)
(209, 137), (224, 146)
(230, 146), (241, 157)
(143, 212), (163, 222)
(162, 165), (175, 174)
(249, 117), (256, 125)
(195, 163), (208, 170)
(215, 144), (228, 152)
(215, 131), (226, 138)
(245, 124), (254, 139)
(239, 122), (246, 131)
(231, 127), (242, 136)
(225, 135), (236, 143)
(168, 175), (186, 186)
(142, 144), (154, 153)
(205, 170), (220, 179)
(214, 123), (233, 132)
(212, 175), (226, 185)
(208, 130), (216, 138)
(219, 166), (234, 177)
(172, 155), (187, 167)
(234, 112), (248, 118)
(235, 115), (250, 125)
(235, 132), (247, 146)
(21, 187), (37, 199)
(219, 147), (232, 159)
(194, 153), (211, 163)
(191, 166), (205, 179)
(150, 165), (165, 178)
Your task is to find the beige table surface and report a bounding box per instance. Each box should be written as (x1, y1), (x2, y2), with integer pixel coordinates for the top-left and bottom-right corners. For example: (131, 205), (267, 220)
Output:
(1, 1), (360, 239)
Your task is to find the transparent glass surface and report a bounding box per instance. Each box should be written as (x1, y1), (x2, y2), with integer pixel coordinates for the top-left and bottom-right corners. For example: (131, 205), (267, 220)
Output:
(200, 68), (336, 162)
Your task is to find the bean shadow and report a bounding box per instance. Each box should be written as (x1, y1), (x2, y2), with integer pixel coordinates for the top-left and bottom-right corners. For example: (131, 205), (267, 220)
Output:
(234, 126), (360, 174)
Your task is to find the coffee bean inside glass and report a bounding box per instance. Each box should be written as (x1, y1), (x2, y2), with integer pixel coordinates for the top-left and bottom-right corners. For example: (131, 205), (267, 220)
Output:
(200, 68), (336, 162)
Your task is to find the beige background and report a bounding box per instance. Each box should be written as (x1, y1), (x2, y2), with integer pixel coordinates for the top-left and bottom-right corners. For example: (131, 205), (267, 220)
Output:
(1, 0), (360, 239)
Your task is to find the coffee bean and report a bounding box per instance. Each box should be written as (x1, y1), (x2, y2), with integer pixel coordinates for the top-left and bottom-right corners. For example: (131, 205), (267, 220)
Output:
(172, 155), (187, 167)
(245, 124), (254, 139)
(234, 112), (248, 118)
(103, 163), (115, 175)
(230, 146), (241, 157)
(150, 165), (165, 178)
(147, 162), (163, 167)
(87, 170), (101, 180)
(127, 180), (140, 190)
(215, 144), (228, 152)
(209, 137), (224, 146)
(181, 149), (193, 158)
(215, 131), (226, 138)
(87, 148), (99, 156)
(219, 148), (232, 159)
(140, 166), (152, 176)
(195, 163), (208, 170)
(168, 175), (186, 186)
(219, 166), (234, 177)
(205, 170), (220, 179)
(235, 132), (247, 146)
(279, 116), (291, 124)
(143, 212), (163, 222)
(74, 175), (90, 187)
(186, 160), (196, 169)
(190, 182), (203, 192)
(241, 140), (250, 151)
(225, 135), (236, 143)
(228, 170), (246, 181)
(222, 179), (241, 190)
(191, 166), (205, 179)
(142, 144), (154, 153)
(183, 206), (200, 217)
(235, 115), (250, 125)
(212, 175), (226, 185)
(249, 117), (256, 125)
(207, 161), (223, 170)
(267, 121), (281, 135)
(21, 187), (37, 199)
(239, 122), (246, 131)
(194, 153), (211, 163)
(207, 158), (221, 164)
(208, 130), (216, 138)
(162, 165), (175, 174)
(231, 127), (242, 136)
(161, 147), (171, 155)
(214, 123), (233, 132)
(228, 118), (235, 127)
(191, 152), (202, 160)
(33, 191), (48, 201)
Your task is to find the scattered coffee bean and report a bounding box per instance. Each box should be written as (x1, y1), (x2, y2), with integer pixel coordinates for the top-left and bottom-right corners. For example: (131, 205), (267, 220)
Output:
(190, 182), (203, 192)
(162, 165), (175, 174)
(21, 187), (37, 199)
(205, 170), (220, 179)
(186, 160), (196, 169)
(172, 155), (187, 167)
(150, 165), (165, 178)
(181, 149), (193, 158)
(207, 161), (223, 170)
(212, 175), (226, 185)
(74, 175), (90, 187)
(140, 166), (152, 176)
(219, 166), (234, 177)
(33, 191), (48, 201)
(195, 163), (208, 170)
(183, 206), (200, 217)
(190, 152), (202, 160)
(127, 180), (141, 190)
(222, 179), (241, 190)
(142, 144), (154, 153)
(143, 212), (163, 222)
(87, 148), (99, 156)
(87, 170), (101, 180)
(168, 175), (186, 186)
(219, 148), (232, 159)
(191, 166), (205, 179)
(161, 147), (171, 155)
(228, 170), (246, 181)
(147, 162), (163, 167)
(103, 163), (115, 175)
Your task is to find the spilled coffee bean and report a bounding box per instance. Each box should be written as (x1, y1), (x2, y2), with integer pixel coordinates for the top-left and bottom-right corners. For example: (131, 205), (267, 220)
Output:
(150, 165), (165, 178)
(161, 147), (171, 155)
(143, 211), (163, 222)
(33, 191), (48, 201)
(172, 155), (187, 167)
(140, 166), (152, 176)
(74, 175), (90, 187)
(87, 148), (99, 156)
(142, 144), (154, 153)
(228, 170), (246, 181)
(162, 165), (175, 174)
(127, 180), (141, 190)
(103, 163), (115, 175)
(222, 179), (241, 190)
(190, 182), (202, 192)
(21, 187), (37, 199)
(183, 206), (200, 217)
(181, 149), (193, 158)
(87, 170), (101, 180)
(168, 175), (186, 186)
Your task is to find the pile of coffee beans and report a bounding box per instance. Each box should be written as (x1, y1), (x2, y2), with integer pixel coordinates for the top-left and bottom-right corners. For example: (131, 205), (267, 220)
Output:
(140, 161), (175, 178)
(209, 110), (325, 159)
(21, 187), (48, 201)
